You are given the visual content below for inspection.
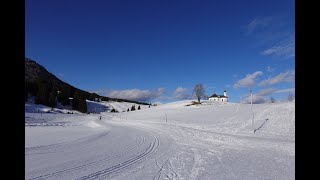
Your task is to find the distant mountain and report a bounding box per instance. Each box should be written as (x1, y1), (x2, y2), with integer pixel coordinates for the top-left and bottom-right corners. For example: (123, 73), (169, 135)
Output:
(25, 58), (150, 113)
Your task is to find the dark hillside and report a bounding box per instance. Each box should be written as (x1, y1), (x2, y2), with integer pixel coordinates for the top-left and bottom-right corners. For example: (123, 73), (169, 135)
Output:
(25, 58), (151, 113)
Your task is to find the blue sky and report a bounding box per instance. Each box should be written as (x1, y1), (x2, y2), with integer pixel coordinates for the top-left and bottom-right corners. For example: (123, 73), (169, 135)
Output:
(25, 0), (295, 103)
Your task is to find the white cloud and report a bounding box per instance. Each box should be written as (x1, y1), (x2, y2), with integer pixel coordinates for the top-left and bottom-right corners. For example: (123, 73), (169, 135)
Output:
(240, 87), (295, 104)
(241, 94), (267, 104)
(257, 88), (277, 96)
(275, 88), (295, 93)
(245, 17), (273, 35)
(58, 72), (64, 77)
(261, 36), (295, 59)
(267, 66), (275, 72)
(259, 70), (294, 86)
(106, 88), (166, 102)
(244, 15), (295, 61)
(240, 88), (277, 104)
(234, 71), (263, 88)
(173, 87), (189, 100)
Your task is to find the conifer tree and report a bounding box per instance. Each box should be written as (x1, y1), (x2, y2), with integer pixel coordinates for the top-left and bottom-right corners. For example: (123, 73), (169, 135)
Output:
(59, 85), (71, 106)
(48, 90), (57, 108)
(73, 91), (87, 113)
(35, 82), (49, 105)
(131, 105), (136, 111)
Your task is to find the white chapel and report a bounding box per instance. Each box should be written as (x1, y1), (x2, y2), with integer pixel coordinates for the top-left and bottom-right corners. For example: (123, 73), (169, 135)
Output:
(208, 90), (228, 102)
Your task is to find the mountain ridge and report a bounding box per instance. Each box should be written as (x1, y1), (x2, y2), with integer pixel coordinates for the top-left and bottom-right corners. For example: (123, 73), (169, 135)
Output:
(25, 58), (151, 113)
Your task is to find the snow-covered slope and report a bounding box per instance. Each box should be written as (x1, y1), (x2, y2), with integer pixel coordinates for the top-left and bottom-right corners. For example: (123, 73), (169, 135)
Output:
(25, 98), (149, 114)
(99, 101), (150, 112)
(25, 100), (295, 180)
(124, 100), (294, 138)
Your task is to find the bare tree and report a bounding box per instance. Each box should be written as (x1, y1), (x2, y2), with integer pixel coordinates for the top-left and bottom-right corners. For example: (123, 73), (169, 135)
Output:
(192, 84), (205, 103)
(288, 93), (295, 102)
(270, 96), (275, 103)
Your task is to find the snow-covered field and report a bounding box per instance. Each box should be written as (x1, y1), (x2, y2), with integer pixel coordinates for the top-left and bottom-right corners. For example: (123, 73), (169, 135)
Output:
(25, 100), (295, 180)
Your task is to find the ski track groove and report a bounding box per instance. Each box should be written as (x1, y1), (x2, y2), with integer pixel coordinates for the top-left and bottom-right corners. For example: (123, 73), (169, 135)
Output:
(25, 131), (111, 155)
(156, 122), (294, 143)
(27, 136), (146, 180)
(76, 135), (160, 180)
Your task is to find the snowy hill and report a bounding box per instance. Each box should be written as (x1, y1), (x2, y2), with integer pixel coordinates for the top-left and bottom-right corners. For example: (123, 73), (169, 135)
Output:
(25, 97), (151, 114)
(124, 100), (295, 139)
(25, 100), (295, 179)
(86, 99), (151, 113)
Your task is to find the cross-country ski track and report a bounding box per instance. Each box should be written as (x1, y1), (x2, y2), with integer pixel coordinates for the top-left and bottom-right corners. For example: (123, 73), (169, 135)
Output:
(25, 100), (294, 180)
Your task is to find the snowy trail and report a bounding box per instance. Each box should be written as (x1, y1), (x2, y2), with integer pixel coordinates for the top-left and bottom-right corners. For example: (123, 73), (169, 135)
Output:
(103, 118), (293, 179)
(25, 101), (294, 179)
(26, 120), (164, 180)
(132, 121), (294, 180)
(76, 136), (159, 180)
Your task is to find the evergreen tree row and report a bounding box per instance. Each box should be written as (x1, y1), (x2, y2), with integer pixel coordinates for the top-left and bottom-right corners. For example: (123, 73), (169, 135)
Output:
(126, 105), (141, 112)
(25, 79), (150, 114)
(25, 78), (88, 113)
(72, 91), (87, 113)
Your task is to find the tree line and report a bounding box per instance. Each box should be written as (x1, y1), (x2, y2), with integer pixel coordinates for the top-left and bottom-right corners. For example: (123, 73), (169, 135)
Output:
(25, 78), (151, 113)
(25, 78), (89, 113)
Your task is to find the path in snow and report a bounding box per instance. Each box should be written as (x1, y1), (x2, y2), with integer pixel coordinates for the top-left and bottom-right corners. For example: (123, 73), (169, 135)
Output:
(25, 101), (295, 179)
(26, 119), (171, 180)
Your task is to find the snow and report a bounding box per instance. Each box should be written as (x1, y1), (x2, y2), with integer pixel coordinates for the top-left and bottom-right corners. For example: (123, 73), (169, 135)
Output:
(86, 100), (110, 113)
(25, 98), (149, 114)
(25, 100), (295, 179)
(99, 101), (150, 112)
(25, 102), (80, 114)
